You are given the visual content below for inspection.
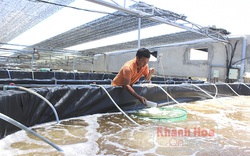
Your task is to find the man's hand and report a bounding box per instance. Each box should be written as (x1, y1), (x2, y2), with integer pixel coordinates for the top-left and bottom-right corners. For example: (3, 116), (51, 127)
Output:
(138, 96), (147, 105)
(145, 68), (155, 81)
(149, 68), (155, 75)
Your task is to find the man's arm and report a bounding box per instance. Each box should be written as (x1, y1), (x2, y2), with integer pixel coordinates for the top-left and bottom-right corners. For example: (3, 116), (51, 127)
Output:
(123, 67), (147, 105)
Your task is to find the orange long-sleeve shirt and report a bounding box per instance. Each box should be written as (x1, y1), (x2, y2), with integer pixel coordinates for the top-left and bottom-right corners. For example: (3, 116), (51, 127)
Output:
(112, 58), (149, 86)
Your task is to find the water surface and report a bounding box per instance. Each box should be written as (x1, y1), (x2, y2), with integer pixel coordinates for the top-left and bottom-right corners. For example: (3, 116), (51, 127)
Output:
(0, 96), (250, 155)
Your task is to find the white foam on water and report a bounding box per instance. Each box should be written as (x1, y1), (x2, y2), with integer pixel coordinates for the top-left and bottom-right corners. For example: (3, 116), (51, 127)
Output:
(60, 142), (98, 156)
(51, 113), (103, 155)
(75, 113), (102, 155)
(0, 128), (56, 155)
(0, 113), (104, 155)
(96, 126), (159, 155)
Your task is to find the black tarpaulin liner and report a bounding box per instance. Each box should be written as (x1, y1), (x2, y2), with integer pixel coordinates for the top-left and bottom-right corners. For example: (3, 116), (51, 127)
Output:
(0, 70), (117, 80)
(0, 79), (112, 86)
(0, 70), (204, 86)
(0, 83), (250, 139)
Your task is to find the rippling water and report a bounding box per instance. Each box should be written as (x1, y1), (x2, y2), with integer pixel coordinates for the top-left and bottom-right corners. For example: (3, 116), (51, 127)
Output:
(0, 96), (250, 155)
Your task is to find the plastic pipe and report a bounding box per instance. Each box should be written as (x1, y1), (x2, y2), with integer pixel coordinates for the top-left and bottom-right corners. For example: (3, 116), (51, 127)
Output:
(0, 112), (63, 152)
(190, 84), (215, 99)
(6, 69), (11, 79)
(93, 84), (140, 126)
(205, 83), (218, 98)
(138, 17), (141, 49)
(216, 82), (240, 96)
(3, 85), (60, 124)
(142, 83), (179, 104)
(240, 83), (250, 90)
(184, 83), (223, 105)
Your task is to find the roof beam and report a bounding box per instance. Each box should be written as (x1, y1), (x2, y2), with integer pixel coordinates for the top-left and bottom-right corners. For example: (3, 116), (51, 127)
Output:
(86, 0), (229, 42)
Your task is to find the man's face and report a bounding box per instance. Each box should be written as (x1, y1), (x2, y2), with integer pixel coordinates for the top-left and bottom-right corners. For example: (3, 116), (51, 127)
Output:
(136, 56), (149, 68)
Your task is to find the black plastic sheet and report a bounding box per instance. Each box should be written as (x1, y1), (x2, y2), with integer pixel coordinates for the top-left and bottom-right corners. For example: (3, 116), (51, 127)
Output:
(0, 70), (117, 80)
(0, 70), (204, 86)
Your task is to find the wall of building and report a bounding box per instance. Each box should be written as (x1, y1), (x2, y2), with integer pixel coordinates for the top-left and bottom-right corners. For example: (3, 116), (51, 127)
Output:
(155, 41), (226, 81)
(93, 51), (137, 73)
(84, 35), (250, 83)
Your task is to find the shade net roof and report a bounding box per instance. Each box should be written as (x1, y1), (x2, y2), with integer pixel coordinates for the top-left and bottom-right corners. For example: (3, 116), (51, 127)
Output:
(0, 0), (75, 43)
(80, 31), (207, 55)
(32, 11), (160, 49)
(0, 0), (228, 69)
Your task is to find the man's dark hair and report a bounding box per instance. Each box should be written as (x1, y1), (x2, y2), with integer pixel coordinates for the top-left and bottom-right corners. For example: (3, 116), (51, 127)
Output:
(136, 48), (151, 59)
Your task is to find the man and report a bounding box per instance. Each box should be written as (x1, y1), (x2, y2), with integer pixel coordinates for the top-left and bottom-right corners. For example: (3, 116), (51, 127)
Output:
(112, 48), (155, 105)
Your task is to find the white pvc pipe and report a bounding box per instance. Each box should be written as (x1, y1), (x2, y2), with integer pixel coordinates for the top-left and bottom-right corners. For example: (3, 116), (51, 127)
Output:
(3, 85), (60, 124)
(142, 83), (179, 104)
(190, 84), (215, 99)
(206, 83), (218, 98)
(216, 82), (240, 96)
(6, 69), (11, 79)
(138, 17), (141, 49)
(95, 85), (140, 126)
(240, 83), (250, 90)
(0, 112), (63, 152)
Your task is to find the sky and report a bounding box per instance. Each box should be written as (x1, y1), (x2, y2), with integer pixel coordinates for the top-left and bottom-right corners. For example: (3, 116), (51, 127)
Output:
(3, 0), (250, 53)
(146, 0), (250, 36)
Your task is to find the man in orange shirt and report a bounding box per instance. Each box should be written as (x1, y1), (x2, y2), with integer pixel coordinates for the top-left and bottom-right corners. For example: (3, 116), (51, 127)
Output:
(112, 48), (155, 105)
